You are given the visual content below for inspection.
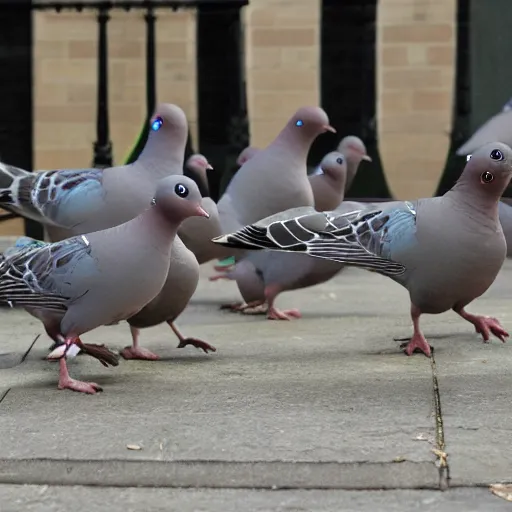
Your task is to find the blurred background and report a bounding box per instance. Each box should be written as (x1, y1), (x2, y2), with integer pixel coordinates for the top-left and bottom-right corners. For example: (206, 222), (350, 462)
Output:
(0, 0), (511, 238)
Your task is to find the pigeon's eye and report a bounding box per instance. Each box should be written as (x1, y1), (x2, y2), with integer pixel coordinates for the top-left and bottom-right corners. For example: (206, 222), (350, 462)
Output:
(174, 183), (189, 198)
(481, 171), (494, 184)
(336, 157), (344, 165)
(151, 197), (156, 205)
(295, 119), (304, 127)
(490, 149), (504, 161)
(151, 116), (163, 131)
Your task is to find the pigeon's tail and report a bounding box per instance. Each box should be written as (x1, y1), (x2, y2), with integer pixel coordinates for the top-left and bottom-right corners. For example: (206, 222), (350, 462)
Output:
(0, 162), (33, 213)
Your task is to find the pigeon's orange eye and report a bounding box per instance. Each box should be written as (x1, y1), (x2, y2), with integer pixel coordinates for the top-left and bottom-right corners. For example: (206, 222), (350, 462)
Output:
(481, 171), (494, 184)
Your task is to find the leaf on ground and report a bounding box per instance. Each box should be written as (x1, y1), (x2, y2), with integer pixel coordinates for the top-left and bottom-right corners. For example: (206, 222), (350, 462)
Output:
(490, 484), (512, 501)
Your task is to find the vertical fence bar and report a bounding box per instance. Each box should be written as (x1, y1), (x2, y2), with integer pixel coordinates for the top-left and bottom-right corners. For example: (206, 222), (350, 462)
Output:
(0, 0), (43, 238)
(196, 3), (248, 201)
(93, 6), (113, 168)
(435, 0), (470, 196)
(316, 0), (391, 199)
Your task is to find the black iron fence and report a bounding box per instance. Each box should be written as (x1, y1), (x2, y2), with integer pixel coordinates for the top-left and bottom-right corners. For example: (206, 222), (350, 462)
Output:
(0, 0), (510, 238)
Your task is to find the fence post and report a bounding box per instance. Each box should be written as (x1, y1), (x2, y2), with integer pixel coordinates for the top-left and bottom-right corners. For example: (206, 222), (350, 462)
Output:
(315, 0), (391, 200)
(92, 6), (113, 168)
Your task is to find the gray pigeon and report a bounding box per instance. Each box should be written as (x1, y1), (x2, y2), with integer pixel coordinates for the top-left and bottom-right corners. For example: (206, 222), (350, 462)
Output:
(217, 106), (335, 231)
(0, 103), (188, 237)
(211, 141), (371, 319)
(185, 153), (213, 196)
(0, 176), (208, 393)
(210, 151), (349, 318)
(213, 142), (512, 356)
(457, 97), (512, 155)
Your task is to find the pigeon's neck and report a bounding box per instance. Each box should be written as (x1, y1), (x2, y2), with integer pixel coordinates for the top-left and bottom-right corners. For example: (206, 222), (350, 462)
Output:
(136, 206), (180, 256)
(445, 182), (500, 228)
(135, 131), (186, 180)
(345, 158), (360, 192)
(270, 130), (314, 161)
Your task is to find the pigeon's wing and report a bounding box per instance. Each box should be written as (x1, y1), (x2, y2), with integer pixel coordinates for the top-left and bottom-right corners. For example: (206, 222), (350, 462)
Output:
(0, 235), (96, 312)
(213, 203), (420, 278)
(0, 164), (106, 228)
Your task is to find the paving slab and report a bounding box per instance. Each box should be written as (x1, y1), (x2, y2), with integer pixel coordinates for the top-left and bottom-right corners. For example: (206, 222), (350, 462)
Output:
(0, 265), (438, 488)
(1, 486), (511, 512)
(0, 308), (42, 370)
(432, 261), (512, 486)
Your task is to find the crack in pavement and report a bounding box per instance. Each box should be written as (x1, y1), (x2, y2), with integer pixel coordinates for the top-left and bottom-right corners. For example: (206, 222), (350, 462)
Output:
(0, 388), (10, 405)
(20, 334), (40, 364)
(0, 459), (439, 490)
(430, 350), (449, 489)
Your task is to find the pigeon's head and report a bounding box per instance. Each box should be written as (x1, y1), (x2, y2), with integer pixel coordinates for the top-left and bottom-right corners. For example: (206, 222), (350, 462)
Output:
(462, 142), (512, 197)
(337, 136), (372, 165)
(319, 152), (347, 183)
(153, 175), (209, 221)
(289, 106), (336, 138)
(150, 103), (188, 137)
(236, 146), (260, 167)
(186, 154), (213, 174)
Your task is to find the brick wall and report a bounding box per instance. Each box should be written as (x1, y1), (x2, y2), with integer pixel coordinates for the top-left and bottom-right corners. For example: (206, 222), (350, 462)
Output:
(33, 8), (197, 171)
(377, 0), (457, 199)
(244, 0), (321, 147)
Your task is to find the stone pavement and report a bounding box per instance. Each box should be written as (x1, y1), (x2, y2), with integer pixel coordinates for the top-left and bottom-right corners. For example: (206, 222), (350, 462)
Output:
(1, 257), (512, 511)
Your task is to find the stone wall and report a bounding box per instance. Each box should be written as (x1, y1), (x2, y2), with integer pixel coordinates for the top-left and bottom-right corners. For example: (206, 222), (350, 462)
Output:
(377, 0), (457, 199)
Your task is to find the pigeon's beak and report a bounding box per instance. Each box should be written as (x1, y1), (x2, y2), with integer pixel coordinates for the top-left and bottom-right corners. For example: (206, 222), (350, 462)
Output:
(323, 125), (337, 133)
(196, 206), (210, 219)
(362, 154), (372, 162)
(206, 163), (214, 171)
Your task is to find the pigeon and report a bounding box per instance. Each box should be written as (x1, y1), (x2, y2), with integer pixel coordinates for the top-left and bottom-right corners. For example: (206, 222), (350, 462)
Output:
(0, 103), (188, 238)
(217, 106), (335, 230)
(309, 152), (349, 212)
(233, 136), (370, 199)
(0, 176), (209, 393)
(213, 142), (512, 355)
(457, 97), (512, 155)
(122, 235), (216, 360)
(337, 136), (372, 192)
(211, 140), (371, 319)
(184, 153), (213, 197)
(210, 152), (350, 319)
(0, 104), (212, 357)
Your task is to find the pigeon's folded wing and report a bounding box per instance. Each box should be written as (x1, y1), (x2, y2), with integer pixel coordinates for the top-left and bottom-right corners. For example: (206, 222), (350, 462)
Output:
(0, 235), (96, 311)
(213, 204), (419, 278)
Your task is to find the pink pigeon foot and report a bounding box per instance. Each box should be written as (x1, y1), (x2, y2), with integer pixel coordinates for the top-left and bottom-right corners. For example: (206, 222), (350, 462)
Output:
(120, 346), (160, 360)
(400, 333), (432, 357)
(267, 306), (302, 321)
(177, 338), (217, 353)
(457, 310), (509, 343)
(57, 359), (102, 394)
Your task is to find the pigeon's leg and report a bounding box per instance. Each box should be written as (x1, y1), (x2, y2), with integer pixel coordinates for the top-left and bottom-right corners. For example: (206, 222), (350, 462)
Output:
(264, 284), (302, 321)
(58, 358), (102, 394)
(454, 307), (509, 343)
(120, 326), (160, 360)
(400, 305), (432, 357)
(52, 335), (103, 394)
(168, 321), (217, 353)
